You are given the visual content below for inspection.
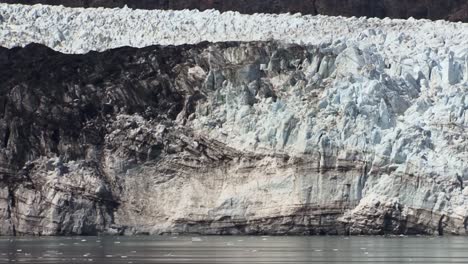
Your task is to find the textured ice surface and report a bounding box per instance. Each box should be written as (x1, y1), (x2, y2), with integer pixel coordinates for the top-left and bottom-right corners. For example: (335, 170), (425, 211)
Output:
(186, 40), (468, 232)
(0, 4), (467, 56)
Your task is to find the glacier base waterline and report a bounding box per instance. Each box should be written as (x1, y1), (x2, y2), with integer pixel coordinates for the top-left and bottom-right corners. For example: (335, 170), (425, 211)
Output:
(2, 236), (468, 263)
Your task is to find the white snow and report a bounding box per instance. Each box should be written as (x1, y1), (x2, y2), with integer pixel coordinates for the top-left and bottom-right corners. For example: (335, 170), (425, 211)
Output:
(0, 4), (467, 59)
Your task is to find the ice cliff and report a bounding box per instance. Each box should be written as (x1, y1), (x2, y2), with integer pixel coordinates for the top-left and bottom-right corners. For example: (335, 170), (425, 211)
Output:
(0, 4), (467, 235)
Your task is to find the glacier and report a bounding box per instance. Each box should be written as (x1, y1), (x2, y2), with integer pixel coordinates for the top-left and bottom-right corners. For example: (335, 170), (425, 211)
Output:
(0, 4), (467, 54)
(0, 4), (467, 235)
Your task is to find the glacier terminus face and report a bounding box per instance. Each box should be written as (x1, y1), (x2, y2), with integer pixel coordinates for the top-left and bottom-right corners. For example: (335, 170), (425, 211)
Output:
(0, 4), (466, 235)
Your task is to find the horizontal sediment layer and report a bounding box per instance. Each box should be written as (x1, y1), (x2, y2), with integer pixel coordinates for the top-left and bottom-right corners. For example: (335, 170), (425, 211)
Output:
(0, 0), (466, 22)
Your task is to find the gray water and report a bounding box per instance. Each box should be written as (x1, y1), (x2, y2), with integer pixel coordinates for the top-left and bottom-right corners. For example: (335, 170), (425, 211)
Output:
(0, 236), (467, 263)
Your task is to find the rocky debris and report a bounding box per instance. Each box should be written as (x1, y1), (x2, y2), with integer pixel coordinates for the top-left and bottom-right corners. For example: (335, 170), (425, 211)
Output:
(0, 0), (466, 22)
(0, 40), (466, 235)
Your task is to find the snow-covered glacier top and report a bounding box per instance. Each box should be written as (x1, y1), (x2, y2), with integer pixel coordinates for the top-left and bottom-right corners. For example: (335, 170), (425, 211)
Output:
(0, 3), (467, 58)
